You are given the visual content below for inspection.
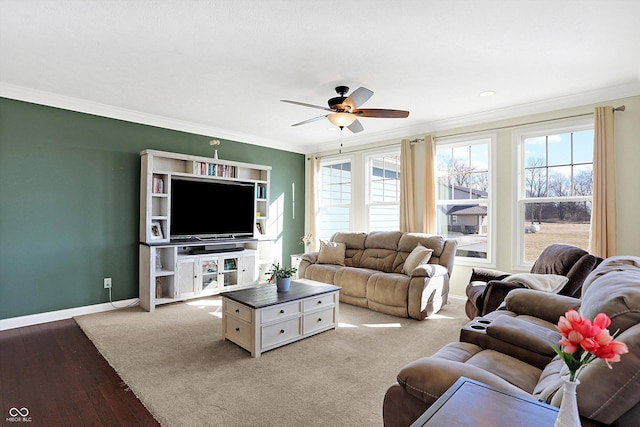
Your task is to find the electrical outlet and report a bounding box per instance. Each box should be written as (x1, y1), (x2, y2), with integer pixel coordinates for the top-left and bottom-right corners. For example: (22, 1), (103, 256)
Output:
(104, 277), (112, 289)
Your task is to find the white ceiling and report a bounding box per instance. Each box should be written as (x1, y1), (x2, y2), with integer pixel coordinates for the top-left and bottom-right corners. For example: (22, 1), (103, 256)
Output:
(1, 0), (640, 154)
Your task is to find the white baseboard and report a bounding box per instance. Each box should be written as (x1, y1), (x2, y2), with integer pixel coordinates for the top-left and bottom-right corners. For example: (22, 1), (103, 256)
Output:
(0, 299), (139, 331)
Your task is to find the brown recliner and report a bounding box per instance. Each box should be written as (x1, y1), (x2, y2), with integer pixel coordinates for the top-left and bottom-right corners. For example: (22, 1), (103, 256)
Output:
(465, 243), (602, 319)
(383, 256), (640, 427)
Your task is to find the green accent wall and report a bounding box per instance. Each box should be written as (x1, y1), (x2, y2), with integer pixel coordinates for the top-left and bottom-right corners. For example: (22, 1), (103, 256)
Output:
(0, 97), (305, 319)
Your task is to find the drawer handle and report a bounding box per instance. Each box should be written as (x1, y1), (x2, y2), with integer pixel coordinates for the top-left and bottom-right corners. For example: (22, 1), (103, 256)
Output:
(235, 327), (240, 332)
(280, 329), (285, 334)
(280, 309), (285, 314)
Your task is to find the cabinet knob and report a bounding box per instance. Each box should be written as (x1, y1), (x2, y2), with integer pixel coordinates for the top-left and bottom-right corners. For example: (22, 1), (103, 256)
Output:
(235, 327), (240, 332)
(280, 309), (285, 314)
(280, 329), (285, 334)
(317, 300), (322, 304)
(318, 318), (322, 322)
(235, 309), (239, 313)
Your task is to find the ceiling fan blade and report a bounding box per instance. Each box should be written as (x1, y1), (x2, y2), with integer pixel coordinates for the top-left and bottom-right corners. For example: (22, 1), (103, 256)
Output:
(281, 100), (331, 111)
(291, 115), (328, 127)
(353, 108), (410, 118)
(347, 119), (364, 133)
(344, 87), (373, 110)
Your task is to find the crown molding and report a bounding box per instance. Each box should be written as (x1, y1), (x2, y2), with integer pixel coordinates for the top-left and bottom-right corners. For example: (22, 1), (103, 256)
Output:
(310, 81), (640, 154)
(0, 83), (306, 154)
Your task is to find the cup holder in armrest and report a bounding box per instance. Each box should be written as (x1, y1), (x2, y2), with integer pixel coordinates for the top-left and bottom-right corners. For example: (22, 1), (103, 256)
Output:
(463, 317), (492, 334)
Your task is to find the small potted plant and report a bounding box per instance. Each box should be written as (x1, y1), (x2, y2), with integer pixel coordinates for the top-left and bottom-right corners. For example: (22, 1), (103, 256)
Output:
(266, 262), (297, 292)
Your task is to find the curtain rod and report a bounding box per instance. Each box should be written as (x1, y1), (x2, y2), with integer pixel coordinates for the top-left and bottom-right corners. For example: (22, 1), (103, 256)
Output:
(313, 105), (626, 158)
(411, 105), (626, 143)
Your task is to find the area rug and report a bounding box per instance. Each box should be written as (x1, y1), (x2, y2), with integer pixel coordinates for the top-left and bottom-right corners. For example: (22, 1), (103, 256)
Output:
(75, 296), (468, 426)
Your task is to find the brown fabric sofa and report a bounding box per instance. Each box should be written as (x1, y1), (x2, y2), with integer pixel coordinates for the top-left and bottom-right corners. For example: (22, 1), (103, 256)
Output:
(465, 243), (603, 319)
(298, 231), (457, 320)
(383, 256), (640, 426)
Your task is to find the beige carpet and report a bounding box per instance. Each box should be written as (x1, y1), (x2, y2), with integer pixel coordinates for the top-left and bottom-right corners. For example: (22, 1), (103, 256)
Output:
(75, 296), (468, 427)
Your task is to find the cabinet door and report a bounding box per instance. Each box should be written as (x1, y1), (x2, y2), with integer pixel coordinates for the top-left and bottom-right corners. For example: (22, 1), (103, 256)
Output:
(220, 255), (240, 288)
(241, 251), (258, 285)
(200, 256), (220, 292)
(176, 258), (198, 298)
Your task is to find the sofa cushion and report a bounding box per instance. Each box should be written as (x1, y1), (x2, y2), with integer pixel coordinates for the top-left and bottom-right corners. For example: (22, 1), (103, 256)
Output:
(304, 263), (341, 284)
(360, 248), (398, 272)
(366, 273), (411, 308)
(402, 245), (433, 275)
(333, 267), (378, 299)
(318, 240), (346, 266)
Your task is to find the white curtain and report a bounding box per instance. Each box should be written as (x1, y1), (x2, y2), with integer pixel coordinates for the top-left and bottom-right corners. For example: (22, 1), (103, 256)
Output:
(422, 134), (437, 234)
(589, 106), (616, 257)
(400, 139), (415, 232)
(308, 155), (321, 251)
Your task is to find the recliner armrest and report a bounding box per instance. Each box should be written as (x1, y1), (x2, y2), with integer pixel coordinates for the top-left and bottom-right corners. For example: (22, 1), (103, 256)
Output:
(480, 280), (527, 315)
(486, 316), (560, 356)
(504, 289), (581, 324)
(469, 267), (511, 283)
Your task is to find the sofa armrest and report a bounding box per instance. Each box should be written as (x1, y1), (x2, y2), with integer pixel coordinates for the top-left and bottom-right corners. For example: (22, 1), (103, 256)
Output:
(298, 252), (319, 278)
(410, 263), (448, 278)
(504, 289), (581, 324)
(396, 353), (530, 406)
(480, 280), (527, 316)
(485, 316), (560, 356)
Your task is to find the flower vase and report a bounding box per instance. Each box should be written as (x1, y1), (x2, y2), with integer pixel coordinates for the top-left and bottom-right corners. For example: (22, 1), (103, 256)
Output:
(555, 376), (581, 427)
(276, 277), (291, 292)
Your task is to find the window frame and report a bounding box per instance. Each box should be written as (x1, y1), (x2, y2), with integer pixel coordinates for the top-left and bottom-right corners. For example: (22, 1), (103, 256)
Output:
(365, 149), (401, 232)
(318, 155), (354, 241)
(513, 118), (594, 269)
(435, 134), (496, 266)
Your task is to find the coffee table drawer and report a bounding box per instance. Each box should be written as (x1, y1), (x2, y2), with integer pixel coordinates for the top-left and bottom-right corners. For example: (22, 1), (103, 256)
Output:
(303, 293), (336, 311)
(262, 301), (300, 323)
(303, 307), (335, 334)
(262, 317), (301, 348)
(225, 300), (252, 323)
(225, 316), (252, 349)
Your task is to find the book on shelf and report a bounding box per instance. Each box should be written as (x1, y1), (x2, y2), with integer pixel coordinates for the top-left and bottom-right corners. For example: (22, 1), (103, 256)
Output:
(152, 176), (165, 193)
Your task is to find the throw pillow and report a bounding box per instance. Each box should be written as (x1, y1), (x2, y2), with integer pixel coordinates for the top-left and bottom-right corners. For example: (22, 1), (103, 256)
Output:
(402, 244), (433, 275)
(503, 273), (569, 293)
(318, 240), (346, 266)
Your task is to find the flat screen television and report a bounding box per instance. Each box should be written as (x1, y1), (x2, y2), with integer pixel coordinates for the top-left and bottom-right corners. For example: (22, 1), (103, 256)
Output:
(170, 178), (255, 240)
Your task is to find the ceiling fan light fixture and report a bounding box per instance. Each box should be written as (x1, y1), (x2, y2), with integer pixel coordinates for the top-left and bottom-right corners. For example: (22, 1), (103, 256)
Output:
(327, 112), (357, 128)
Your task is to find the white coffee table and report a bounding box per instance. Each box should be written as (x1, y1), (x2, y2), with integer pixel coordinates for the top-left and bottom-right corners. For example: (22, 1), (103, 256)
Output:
(220, 279), (341, 357)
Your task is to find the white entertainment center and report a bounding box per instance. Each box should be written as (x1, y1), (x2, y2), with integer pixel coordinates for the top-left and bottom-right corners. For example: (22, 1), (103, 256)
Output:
(139, 149), (273, 312)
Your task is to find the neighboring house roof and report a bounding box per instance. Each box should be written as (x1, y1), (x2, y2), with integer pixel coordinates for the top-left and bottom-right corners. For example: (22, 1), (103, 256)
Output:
(447, 205), (488, 216)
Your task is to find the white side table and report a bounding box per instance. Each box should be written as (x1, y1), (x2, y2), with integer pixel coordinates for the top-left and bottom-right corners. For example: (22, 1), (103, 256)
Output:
(290, 253), (304, 279)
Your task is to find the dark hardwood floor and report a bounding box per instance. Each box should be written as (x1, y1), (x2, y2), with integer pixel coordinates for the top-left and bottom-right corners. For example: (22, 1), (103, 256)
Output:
(0, 319), (160, 427)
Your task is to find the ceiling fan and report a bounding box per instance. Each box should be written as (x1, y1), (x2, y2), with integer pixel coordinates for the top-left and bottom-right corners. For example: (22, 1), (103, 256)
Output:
(281, 86), (409, 133)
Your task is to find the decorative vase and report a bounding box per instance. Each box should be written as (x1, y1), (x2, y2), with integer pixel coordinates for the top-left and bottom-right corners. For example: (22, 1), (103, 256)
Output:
(555, 376), (581, 427)
(276, 277), (291, 292)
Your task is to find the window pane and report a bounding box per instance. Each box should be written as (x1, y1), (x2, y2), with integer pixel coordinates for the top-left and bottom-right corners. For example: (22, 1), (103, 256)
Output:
(368, 154), (400, 231)
(548, 133), (571, 166)
(548, 166), (571, 197)
(369, 205), (399, 231)
(524, 136), (547, 166)
(573, 130), (594, 164)
(573, 164), (593, 196)
(436, 203), (488, 259)
(525, 167), (547, 197)
(522, 201), (591, 263)
(320, 161), (351, 240)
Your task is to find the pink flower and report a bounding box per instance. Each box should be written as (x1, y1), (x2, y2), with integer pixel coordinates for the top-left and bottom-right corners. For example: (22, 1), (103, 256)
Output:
(553, 310), (628, 381)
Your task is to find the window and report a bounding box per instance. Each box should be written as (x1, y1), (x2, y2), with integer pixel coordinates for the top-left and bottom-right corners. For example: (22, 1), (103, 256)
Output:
(318, 159), (352, 240)
(515, 121), (594, 265)
(436, 136), (493, 261)
(367, 153), (400, 231)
